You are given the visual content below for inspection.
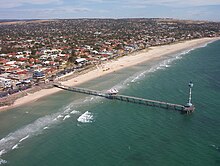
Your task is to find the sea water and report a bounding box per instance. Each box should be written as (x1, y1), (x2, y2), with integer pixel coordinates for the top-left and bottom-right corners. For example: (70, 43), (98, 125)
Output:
(0, 40), (220, 165)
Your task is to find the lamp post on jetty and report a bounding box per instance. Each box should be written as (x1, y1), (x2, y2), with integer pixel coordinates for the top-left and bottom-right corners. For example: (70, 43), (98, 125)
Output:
(184, 81), (195, 113)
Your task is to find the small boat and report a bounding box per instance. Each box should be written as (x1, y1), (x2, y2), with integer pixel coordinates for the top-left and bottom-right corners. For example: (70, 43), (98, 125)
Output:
(107, 88), (118, 95)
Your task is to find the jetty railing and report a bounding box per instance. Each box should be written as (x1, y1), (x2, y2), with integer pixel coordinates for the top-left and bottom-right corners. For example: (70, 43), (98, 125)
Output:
(110, 95), (185, 111)
(53, 83), (192, 113)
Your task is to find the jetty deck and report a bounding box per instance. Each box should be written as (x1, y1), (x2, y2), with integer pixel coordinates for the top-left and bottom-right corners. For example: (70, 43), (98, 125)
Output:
(53, 83), (193, 113)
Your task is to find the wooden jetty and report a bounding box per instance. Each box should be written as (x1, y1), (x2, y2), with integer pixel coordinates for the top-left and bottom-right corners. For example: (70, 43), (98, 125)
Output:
(53, 83), (194, 114)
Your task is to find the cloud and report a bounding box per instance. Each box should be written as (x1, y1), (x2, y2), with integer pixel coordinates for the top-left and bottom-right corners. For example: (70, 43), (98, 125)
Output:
(2, 0), (220, 9)
(56, 6), (91, 13)
(0, 6), (91, 19)
(126, 0), (220, 7)
(85, 0), (105, 2)
(0, 0), (63, 8)
(1, 0), (219, 20)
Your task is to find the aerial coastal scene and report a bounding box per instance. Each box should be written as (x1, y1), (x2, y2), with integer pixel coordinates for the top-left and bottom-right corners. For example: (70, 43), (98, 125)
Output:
(0, 0), (220, 165)
(0, 19), (219, 110)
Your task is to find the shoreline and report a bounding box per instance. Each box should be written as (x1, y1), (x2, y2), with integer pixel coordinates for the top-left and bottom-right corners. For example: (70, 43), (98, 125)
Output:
(0, 37), (219, 112)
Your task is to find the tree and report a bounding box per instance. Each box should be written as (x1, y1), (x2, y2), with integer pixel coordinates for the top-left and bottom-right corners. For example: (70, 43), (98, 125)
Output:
(68, 49), (77, 63)
(31, 49), (37, 55)
(68, 55), (77, 63)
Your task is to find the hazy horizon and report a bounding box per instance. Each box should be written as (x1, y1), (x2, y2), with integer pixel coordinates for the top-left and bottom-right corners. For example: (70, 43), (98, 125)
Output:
(0, 17), (219, 23)
(0, 0), (220, 21)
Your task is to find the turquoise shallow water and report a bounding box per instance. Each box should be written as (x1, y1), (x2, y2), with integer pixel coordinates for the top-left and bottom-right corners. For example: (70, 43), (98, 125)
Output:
(0, 40), (220, 165)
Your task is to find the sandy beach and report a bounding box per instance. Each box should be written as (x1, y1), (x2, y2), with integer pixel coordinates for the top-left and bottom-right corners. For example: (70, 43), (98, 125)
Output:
(0, 37), (219, 111)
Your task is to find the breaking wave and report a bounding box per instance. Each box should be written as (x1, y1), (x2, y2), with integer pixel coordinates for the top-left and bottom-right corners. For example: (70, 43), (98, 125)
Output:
(70, 110), (80, 114)
(19, 135), (29, 143)
(111, 42), (211, 91)
(0, 159), (7, 165)
(118, 47), (197, 85)
(63, 115), (71, 121)
(113, 55), (180, 87)
(0, 96), (99, 157)
(0, 150), (6, 157)
(0, 113), (61, 156)
(0, 41), (211, 159)
(11, 144), (19, 150)
(77, 111), (94, 123)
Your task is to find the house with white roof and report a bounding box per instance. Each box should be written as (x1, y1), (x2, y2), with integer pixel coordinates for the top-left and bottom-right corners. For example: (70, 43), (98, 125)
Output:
(75, 58), (87, 64)
(0, 77), (12, 88)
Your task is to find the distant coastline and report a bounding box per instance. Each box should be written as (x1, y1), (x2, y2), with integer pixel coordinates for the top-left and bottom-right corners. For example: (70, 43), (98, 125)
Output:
(0, 19), (54, 25)
(0, 37), (219, 112)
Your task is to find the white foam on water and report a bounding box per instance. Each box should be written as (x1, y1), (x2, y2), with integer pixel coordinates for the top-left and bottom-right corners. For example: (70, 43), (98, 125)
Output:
(53, 118), (58, 121)
(131, 71), (146, 83)
(77, 111), (94, 123)
(211, 144), (219, 150)
(83, 96), (100, 103)
(57, 115), (64, 119)
(0, 42), (212, 158)
(63, 107), (71, 114)
(180, 49), (193, 55)
(12, 144), (19, 150)
(0, 159), (7, 165)
(122, 50), (187, 85)
(198, 40), (215, 48)
(178, 41), (211, 56)
(110, 41), (212, 96)
(19, 135), (29, 143)
(63, 115), (71, 121)
(0, 94), (103, 157)
(109, 46), (198, 93)
(0, 150), (6, 157)
(43, 127), (49, 130)
(0, 114), (59, 155)
(0, 103), (78, 156)
(70, 110), (80, 114)
(126, 64), (164, 84)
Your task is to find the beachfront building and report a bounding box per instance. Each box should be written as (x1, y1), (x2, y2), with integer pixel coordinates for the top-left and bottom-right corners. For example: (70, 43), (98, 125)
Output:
(0, 77), (12, 89)
(0, 18), (219, 97)
(75, 58), (87, 64)
(33, 70), (45, 79)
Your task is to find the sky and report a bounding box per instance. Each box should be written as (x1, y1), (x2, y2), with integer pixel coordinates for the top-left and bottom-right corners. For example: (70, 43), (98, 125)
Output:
(0, 0), (220, 21)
